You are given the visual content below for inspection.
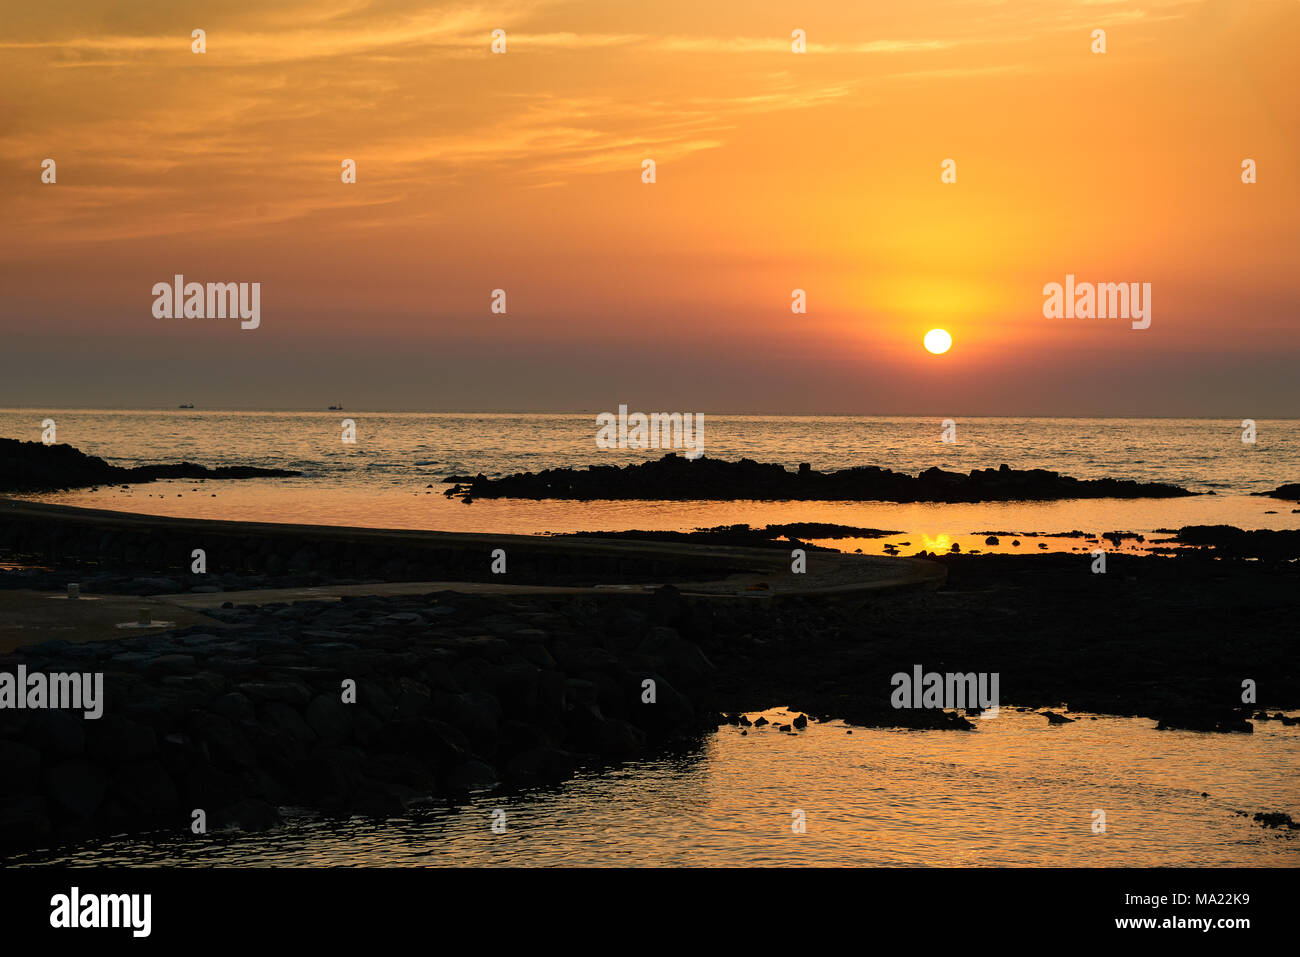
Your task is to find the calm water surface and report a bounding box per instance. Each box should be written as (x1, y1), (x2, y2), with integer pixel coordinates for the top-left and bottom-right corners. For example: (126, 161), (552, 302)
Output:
(3, 412), (1297, 554)
(3, 414), (1297, 867)
(10, 710), (1299, 867)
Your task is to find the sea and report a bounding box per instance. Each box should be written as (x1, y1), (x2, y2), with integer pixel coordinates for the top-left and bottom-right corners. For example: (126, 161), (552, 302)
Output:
(2, 411), (1297, 866)
(2, 411), (1298, 557)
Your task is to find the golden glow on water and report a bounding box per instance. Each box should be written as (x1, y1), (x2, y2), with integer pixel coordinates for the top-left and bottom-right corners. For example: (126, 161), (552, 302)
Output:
(18, 481), (1295, 557)
(12, 710), (1299, 867)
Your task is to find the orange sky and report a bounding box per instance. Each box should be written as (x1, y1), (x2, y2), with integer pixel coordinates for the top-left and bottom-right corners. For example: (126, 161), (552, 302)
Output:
(1, 0), (1296, 413)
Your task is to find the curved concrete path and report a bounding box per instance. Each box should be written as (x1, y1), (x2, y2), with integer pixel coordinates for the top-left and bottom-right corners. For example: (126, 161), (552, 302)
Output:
(0, 501), (945, 650)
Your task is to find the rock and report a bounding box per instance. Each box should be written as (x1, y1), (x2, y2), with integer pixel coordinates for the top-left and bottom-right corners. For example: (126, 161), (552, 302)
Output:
(505, 747), (580, 785)
(0, 437), (299, 494)
(1253, 483), (1300, 501)
(295, 747), (364, 802)
(444, 454), (1197, 504)
(24, 710), (85, 758)
(0, 794), (51, 844)
(211, 692), (255, 723)
(0, 740), (41, 793)
(376, 718), (471, 768)
(260, 702), (318, 747)
(183, 764), (243, 809)
(650, 584), (686, 625)
(792, 714), (808, 729)
(1253, 811), (1299, 829)
(593, 718), (645, 756)
(85, 715), (157, 764)
(238, 680), (314, 708)
(1042, 711), (1075, 724)
(304, 694), (354, 745)
(1155, 711), (1254, 734)
(44, 761), (107, 818)
(109, 761), (179, 815)
(443, 760), (499, 793)
(188, 712), (257, 770)
(353, 780), (422, 817)
(214, 798), (280, 832)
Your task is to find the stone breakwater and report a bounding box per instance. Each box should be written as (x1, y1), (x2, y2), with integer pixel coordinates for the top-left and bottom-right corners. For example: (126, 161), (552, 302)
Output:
(0, 587), (719, 850)
(0, 499), (740, 588)
(0, 439), (298, 494)
(2, 549), (1296, 851)
(444, 454), (1198, 503)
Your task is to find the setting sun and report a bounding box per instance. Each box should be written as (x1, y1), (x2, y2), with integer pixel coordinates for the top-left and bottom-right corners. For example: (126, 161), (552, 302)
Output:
(923, 329), (953, 355)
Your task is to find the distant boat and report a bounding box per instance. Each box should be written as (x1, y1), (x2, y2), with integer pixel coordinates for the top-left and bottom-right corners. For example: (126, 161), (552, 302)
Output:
(178, 403), (195, 409)
(328, 404), (343, 411)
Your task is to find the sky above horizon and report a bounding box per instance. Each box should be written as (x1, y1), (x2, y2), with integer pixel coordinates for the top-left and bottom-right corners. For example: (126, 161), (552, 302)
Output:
(1, 0), (1296, 415)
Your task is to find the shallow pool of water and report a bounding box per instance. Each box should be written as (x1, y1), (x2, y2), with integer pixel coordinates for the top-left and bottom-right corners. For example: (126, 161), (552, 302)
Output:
(10, 709), (1298, 867)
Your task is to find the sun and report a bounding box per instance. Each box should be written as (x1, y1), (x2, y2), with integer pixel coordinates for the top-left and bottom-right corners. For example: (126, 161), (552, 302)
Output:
(923, 328), (953, 355)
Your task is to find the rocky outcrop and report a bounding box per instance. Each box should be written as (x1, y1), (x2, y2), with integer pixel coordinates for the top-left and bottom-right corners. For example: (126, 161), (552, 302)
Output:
(0, 587), (718, 849)
(445, 455), (1196, 503)
(0, 438), (298, 493)
(1255, 483), (1300, 501)
(1174, 525), (1300, 560)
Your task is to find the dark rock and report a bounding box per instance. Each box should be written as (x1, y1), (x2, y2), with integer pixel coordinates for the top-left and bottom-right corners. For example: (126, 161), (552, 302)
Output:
(0, 794), (51, 844)
(444, 454), (1197, 504)
(210, 692), (255, 723)
(189, 712), (257, 770)
(109, 760), (179, 815)
(505, 746), (580, 785)
(0, 740), (41, 793)
(238, 680), (314, 708)
(259, 702), (318, 747)
(0, 437), (300, 494)
(86, 715), (157, 764)
(1253, 811), (1299, 829)
(24, 710), (85, 758)
(214, 798), (280, 832)
(304, 694), (354, 744)
(44, 761), (107, 818)
(443, 760), (499, 793)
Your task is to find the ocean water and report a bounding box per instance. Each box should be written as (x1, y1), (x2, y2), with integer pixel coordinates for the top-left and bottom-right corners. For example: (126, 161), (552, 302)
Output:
(2, 412), (1298, 555)
(9, 710), (1299, 867)
(3, 412), (1298, 867)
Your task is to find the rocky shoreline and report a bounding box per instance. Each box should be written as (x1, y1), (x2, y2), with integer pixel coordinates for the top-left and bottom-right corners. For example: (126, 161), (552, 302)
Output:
(0, 586), (718, 850)
(2, 544), (1297, 852)
(444, 454), (1198, 503)
(0, 438), (298, 494)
